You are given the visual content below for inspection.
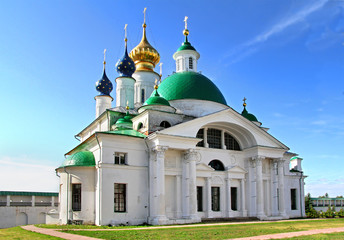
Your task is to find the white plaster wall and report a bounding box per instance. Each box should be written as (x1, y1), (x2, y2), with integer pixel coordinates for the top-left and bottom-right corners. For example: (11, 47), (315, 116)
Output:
(0, 206), (57, 228)
(116, 77), (135, 108)
(58, 167), (96, 225)
(170, 99), (228, 117)
(133, 71), (160, 104)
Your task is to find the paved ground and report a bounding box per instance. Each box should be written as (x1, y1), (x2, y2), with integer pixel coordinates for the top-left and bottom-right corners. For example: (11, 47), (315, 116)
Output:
(21, 222), (344, 240)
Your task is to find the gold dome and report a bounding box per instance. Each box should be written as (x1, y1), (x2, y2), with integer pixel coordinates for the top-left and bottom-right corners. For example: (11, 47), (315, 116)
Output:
(129, 24), (160, 72)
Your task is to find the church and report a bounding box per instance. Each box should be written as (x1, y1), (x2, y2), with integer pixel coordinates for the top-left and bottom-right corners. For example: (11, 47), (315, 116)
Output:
(56, 12), (306, 226)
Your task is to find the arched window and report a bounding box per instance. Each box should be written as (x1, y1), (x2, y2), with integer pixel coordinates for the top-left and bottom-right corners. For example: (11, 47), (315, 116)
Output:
(196, 129), (204, 147)
(189, 57), (193, 69)
(141, 89), (145, 103)
(137, 122), (143, 130)
(160, 121), (171, 128)
(207, 128), (221, 149)
(209, 160), (225, 171)
(224, 133), (240, 150)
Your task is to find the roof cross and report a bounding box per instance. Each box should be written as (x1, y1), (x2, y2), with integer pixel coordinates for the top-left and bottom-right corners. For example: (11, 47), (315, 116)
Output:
(184, 16), (188, 30)
(243, 97), (247, 107)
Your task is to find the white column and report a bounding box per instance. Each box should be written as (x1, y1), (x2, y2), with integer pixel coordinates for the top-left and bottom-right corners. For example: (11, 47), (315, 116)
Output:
(206, 177), (212, 218)
(221, 130), (225, 149)
(182, 155), (190, 218)
(271, 159), (279, 216)
(149, 145), (169, 225)
(204, 128), (209, 148)
(253, 156), (266, 218)
(226, 178), (232, 217)
(176, 175), (182, 218)
(184, 149), (200, 221)
(95, 95), (113, 118)
(32, 195), (35, 207)
(277, 158), (287, 217)
(248, 159), (255, 216)
(241, 179), (247, 217)
(6, 195), (10, 207)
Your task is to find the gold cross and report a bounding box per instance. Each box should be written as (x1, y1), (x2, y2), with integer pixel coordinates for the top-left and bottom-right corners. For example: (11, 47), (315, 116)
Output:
(124, 24), (127, 39)
(103, 49), (107, 65)
(143, 8), (147, 24)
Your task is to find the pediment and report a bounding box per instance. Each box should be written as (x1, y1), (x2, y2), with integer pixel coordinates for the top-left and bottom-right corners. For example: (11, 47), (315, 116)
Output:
(226, 165), (247, 174)
(196, 163), (214, 171)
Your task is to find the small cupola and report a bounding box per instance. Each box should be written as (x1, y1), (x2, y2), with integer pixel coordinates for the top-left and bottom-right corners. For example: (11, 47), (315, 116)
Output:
(114, 104), (133, 130)
(138, 80), (176, 113)
(173, 16), (200, 73)
(95, 51), (113, 96)
(115, 25), (136, 77)
(241, 97), (262, 126)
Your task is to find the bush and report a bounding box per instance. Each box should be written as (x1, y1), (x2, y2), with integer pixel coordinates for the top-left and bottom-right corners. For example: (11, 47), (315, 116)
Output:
(324, 206), (335, 218)
(337, 208), (344, 218)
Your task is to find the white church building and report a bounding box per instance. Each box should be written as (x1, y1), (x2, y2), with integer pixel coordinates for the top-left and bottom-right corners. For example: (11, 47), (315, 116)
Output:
(56, 14), (306, 226)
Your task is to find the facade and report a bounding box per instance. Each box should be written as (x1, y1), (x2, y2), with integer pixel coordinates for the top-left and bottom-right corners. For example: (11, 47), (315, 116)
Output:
(56, 15), (306, 226)
(311, 197), (344, 212)
(0, 191), (58, 228)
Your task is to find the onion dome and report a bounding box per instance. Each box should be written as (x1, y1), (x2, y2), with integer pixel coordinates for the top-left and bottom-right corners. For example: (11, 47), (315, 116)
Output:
(129, 22), (160, 72)
(115, 105), (133, 130)
(158, 71), (227, 105)
(143, 84), (170, 106)
(177, 36), (197, 52)
(115, 26), (136, 77)
(59, 151), (95, 168)
(95, 53), (113, 96)
(241, 98), (259, 122)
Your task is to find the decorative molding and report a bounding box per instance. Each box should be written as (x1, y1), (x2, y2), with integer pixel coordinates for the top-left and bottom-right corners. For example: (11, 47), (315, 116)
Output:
(183, 149), (200, 162)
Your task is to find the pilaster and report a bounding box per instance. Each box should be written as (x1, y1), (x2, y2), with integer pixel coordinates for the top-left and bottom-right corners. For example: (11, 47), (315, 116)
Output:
(240, 179), (247, 217)
(252, 156), (266, 218)
(226, 178), (232, 217)
(277, 158), (287, 218)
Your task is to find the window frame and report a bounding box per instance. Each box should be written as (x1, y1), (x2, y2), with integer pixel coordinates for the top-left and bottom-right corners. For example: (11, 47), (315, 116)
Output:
(114, 152), (127, 165)
(114, 183), (127, 212)
(71, 183), (81, 211)
(291, 188), (297, 210)
(197, 186), (203, 212)
(189, 57), (193, 70)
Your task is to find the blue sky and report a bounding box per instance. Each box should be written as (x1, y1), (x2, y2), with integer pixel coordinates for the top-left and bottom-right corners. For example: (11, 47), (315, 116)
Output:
(0, 0), (343, 197)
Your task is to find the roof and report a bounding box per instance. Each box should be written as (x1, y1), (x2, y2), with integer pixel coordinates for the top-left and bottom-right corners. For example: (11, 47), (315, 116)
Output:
(177, 40), (196, 52)
(59, 151), (96, 168)
(158, 71), (227, 105)
(102, 130), (146, 138)
(0, 191), (58, 197)
(144, 89), (170, 106)
(241, 107), (258, 122)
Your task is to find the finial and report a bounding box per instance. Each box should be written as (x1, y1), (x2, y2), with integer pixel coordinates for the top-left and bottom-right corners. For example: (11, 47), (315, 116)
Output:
(124, 24), (128, 43)
(126, 100), (129, 110)
(243, 97), (247, 107)
(143, 7), (147, 28)
(183, 16), (189, 36)
(103, 49), (107, 67)
(159, 62), (163, 79)
(154, 79), (158, 90)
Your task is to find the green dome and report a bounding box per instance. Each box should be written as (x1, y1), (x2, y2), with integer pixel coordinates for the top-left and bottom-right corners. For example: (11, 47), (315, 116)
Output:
(115, 112), (133, 130)
(241, 107), (258, 122)
(60, 151), (95, 168)
(144, 89), (170, 106)
(177, 40), (196, 52)
(158, 71), (227, 105)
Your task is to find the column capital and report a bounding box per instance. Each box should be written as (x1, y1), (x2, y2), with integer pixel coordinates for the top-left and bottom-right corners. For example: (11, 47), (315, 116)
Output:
(152, 145), (168, 160)
(277, 158), (285, 166)
(183, 149), (200, 162)
(251, 156), (264, 166)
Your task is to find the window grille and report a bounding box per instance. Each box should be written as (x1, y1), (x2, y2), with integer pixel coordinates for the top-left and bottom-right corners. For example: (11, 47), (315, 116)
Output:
(196, 129), (204, 147)
(224, 133), (240, 150)
(189, 57), (193, 69)
(211, 187), (220, 211)
(207, 128), (221, 149)
(72, 184), (81, 211)
(208, 160), (225, 171)
(114, 183), (126, 212)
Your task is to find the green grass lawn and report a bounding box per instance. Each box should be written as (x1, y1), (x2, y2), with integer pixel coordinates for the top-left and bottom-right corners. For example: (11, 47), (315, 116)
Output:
(0, 226), (62, 240)
(58, 219), (344, 240)
(277, 232), (344, 240)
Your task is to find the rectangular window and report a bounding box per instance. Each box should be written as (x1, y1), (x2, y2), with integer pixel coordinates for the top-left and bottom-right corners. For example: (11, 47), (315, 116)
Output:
(72, 184), (81, 211)
(211, 187), (220, 211)
(207, 128), (222, 149)
(114, 183), (126, 212)
(197, 186), (203, 212)
(189, 57), (193, 70)
(231, 187), (238, 211)
(291, 188), (297, 210)
(114, 152), (127, 165)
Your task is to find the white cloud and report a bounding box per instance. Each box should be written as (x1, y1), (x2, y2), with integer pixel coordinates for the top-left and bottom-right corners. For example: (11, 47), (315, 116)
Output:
(311, 120), (327, 125)
(305, 178), (344, 197)
(224, 0), (329, 64)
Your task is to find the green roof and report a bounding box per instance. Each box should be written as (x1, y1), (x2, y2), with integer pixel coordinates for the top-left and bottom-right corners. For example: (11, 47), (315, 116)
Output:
(102, 130), (146, 138)
(241, 107), (258, 122)
(158, 71), (227, 105)
(144, 89), (170, 106)
(115, 112), (133, 129)
(0, 191), (58, 196)
(177, 40), (196, 52)
(60, 151), (95, 168)
(290, 156), (303, 161)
